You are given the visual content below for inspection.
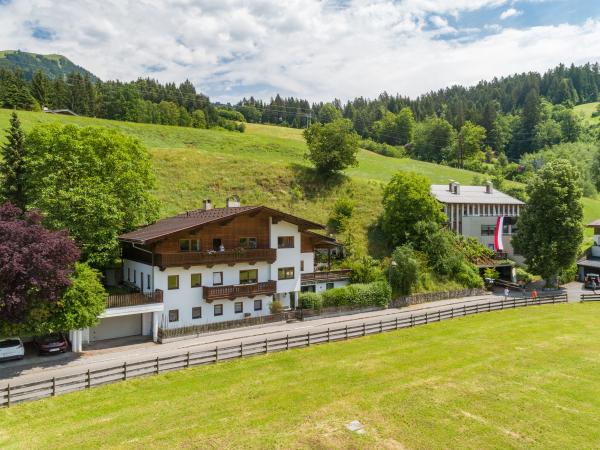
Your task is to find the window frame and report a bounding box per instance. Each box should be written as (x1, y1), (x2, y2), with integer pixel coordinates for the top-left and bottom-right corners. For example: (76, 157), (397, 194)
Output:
(167, 275), (179, 290)
(191, 273), (202, 288)
(214, 304), (223, 316)
(278, 267), (295, 280)
(481, 224), (496, 236)
(212, 272), (223, 286)
(239, 269), (258, 285)
(179, 239), (190, 252)
(234, 302), (243, 313)
(278, 236), (295, 249)
(239, 237), (258, 249)
(254, 299), (263, 311)
(192, 307), (202, 319)
(168, 309), (179, 322)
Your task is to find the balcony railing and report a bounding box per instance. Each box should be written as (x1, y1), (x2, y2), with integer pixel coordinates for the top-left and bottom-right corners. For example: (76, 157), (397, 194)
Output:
(203, 281), (277, 302)
(154, 248), (277, 269)
(301, 269), (352, 284)
(106, 289), (164, 309)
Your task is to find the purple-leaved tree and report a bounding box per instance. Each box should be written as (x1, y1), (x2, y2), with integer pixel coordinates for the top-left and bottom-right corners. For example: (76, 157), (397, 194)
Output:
(0, 202), (80, 324)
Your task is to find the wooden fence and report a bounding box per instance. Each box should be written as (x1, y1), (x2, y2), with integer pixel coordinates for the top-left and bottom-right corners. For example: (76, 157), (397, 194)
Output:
(580, 293), (600, 302)
(0, 293), (567, 408)
(390, 288), (488, 307)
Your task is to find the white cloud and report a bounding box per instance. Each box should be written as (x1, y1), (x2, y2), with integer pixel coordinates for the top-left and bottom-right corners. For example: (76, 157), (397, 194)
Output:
(500, 7), (523, 20)
(0, 0), (596, 104)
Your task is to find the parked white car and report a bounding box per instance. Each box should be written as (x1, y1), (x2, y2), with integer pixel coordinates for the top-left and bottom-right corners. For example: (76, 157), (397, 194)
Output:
(0, 337), (25, 361)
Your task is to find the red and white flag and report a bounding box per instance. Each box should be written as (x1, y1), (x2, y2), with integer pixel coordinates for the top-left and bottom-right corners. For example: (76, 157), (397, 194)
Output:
(494, 216), (504, 252)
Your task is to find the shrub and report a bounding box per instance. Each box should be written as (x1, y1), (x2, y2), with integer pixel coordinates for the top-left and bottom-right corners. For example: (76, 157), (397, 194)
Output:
(269, 300), (283, 314)
(298, 292), (322, 311)
(516, 268), (533, 285)
(328, 197), (354, 233)
(483, 267), (500, 280)
(559, 263), (577, 285)
(347, 255), (385, 283)
(361, 139), (407, 158)
(321, 287), (352, 307)
(455, 262), (484, 288)
(390, 245), (420, 295)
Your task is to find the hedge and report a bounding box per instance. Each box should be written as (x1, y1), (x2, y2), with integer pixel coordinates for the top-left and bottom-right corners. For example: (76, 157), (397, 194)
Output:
(299, 281), (391, 311)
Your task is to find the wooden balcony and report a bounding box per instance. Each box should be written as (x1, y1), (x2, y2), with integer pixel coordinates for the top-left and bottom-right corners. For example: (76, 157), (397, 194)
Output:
(154, 248), (277, 269)
(203, 281), (277, 302)
(106, 289), (163, 309)
(301, 269), (352, 284)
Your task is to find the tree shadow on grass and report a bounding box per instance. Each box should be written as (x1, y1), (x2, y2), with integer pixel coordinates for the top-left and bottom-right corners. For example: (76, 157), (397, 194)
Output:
(367, 219), (390, 259)
(289, 163), (348, 200)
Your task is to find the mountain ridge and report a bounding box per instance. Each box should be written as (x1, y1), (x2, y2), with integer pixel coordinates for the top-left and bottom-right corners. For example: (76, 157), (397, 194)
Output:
(0, 50), (98, 81)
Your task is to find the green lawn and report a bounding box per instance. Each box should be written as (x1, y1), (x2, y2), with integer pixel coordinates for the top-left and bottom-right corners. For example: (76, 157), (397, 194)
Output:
(574, 101), (600, 123)
(2, 303), (600, 449)
(1, 108), (599, 249)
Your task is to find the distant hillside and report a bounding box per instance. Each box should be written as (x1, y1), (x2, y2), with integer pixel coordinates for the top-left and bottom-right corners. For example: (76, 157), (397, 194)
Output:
(0, 50), (98, 81)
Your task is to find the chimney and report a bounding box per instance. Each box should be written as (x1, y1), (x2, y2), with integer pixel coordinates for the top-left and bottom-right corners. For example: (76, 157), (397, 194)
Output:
(453, 182), (461, 195)
(226, 195), (241, 208)
(448, 180), (455, 192)
(485, 181), (493, 194)
(203, 199), (213, 210)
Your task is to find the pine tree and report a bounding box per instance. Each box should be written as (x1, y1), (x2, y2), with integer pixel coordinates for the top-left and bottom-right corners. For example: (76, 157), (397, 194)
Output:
(0, 112), (27, 210)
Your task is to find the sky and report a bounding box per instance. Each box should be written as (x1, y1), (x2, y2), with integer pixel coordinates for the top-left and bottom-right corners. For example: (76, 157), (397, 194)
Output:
(1, 0), (600, 103)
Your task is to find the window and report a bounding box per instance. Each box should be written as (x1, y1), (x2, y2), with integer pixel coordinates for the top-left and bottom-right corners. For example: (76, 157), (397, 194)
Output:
(169, 309), (179, 322)
(213, 272), (223, 286)
(234, 302), (243, 313)
(300, 260), (305, 271)
(254, 299), (262, 311)
(179, 239), (190, 252)
(214, 304), (223, 316)
(179, 239), (200, 252)
(212, 238), (222, 251)
(168, 275), (179, 290)
(239, 237), (257, 249)
(481, 225), (496, 236)
(278, 236), (294, 248)
(147, 274), (151, 289)
(191, 273), (202, 288)
(301, 285), (316, 293)
(192, 307), (202, 319)
(134, 270), (137, 284)
(278, 267), (295, 280)
(326, 282), (334, 290)
(127, 268), (131, 282)
(239, 269), (258, 284)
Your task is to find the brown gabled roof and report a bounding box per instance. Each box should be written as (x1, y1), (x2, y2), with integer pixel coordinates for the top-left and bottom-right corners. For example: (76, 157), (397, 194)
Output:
(302, 230), (341, 248)
(587, 219), (600, 228)
(119, 205), (325, 244)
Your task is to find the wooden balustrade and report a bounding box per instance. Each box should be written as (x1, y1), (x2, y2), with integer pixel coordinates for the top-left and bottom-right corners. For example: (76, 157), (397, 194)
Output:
(154, 248), (277, 268)
(301, 269), (352, 283)
(106, 289), (163, 309)
(203, 281), (277, 302)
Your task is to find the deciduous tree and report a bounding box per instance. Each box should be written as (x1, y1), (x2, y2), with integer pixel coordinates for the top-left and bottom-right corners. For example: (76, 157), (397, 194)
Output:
(304, 119), (359, 175)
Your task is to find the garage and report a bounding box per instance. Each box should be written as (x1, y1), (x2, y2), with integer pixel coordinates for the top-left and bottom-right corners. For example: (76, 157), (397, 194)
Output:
(90, 314), (142, 342)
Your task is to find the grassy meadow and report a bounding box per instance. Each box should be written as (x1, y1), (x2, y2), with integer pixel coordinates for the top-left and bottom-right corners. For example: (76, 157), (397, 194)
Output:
(1, 108), (599, 250)
(2, 303), (600, 448)
(574, 101), (600, 123)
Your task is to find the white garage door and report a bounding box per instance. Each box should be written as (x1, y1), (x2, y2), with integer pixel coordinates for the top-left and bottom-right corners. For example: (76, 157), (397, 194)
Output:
(91, 315), (142, 342)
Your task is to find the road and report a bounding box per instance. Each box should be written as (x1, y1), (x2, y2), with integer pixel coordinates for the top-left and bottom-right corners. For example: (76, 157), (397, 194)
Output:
(0, 285), (584, 387)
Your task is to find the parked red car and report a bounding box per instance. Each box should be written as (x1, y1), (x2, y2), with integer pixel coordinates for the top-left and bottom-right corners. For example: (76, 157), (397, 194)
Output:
(34, 334), (69, 355)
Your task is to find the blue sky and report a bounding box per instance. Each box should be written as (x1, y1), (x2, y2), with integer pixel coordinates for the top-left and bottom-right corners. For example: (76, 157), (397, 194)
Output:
(1, 0), (600, 102)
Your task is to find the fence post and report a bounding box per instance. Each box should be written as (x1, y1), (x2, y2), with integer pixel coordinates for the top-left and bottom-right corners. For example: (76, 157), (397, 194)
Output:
(6, 384), (10, 407)
(187, 351), (191, 367)
(438, 310), (441, 322)
(306, 333), (310, 347)
(451, 307), (454, 319)
(265, 338), (269, 353)
(123, 362), (127, 380)
(363, 323), (366, 336)
(156, 356), (160, 374)
(87, 369), (91, 389)
(215, 346), (219, 362)
(425, 312), (428, 324)
(327, 328), (331, 343)
(411, 314), (414, 327)
(286, 334), (289, 350)
(380, 320), (383, 333)
(345, 325), (348, 339)
(463, 304), (466, 316)
(488, 302), (491, 312)
(476, 304), (479, 314)
(395, 317), (399, 329)
(52, 377), (56, 396)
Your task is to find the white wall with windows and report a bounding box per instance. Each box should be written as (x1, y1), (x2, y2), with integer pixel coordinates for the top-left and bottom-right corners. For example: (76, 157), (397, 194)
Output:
(153, 262), (272, 327)
(270, 219), (301, 305)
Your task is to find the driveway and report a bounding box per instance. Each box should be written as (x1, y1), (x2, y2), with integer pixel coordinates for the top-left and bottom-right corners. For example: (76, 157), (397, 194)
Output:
(0, 290), (575, 387)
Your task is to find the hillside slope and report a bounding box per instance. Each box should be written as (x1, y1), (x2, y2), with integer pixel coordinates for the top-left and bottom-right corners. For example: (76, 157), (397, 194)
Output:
(0, 50), (97, 80)
(1, 109), (598, 253)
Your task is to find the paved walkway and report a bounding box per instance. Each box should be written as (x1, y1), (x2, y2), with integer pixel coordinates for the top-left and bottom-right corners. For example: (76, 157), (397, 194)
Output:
(0, 287), (583, 387)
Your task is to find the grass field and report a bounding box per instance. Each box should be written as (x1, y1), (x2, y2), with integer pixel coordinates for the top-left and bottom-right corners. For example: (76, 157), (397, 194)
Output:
(2, 303), (600, 449)
(574, 101), (600, 123)
(1, 109), (598, 249)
